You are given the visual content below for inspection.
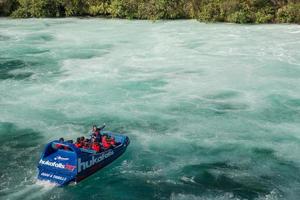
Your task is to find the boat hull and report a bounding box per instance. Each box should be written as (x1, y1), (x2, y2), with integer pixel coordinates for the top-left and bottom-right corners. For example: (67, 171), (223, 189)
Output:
(37, 132), (129, 186)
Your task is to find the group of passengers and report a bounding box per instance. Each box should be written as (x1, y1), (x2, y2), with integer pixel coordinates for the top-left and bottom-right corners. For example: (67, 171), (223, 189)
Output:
(73, 125), (117, 152)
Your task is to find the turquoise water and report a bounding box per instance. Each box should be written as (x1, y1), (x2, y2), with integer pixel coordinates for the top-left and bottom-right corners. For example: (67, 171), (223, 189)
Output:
(0, 18), (300, 200)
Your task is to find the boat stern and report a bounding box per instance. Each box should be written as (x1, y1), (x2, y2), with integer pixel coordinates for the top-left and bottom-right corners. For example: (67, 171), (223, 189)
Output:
(37, 141), (79, 186)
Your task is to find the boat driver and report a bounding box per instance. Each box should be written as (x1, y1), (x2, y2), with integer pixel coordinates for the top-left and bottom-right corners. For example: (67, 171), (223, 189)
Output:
(92, 125), (102, 142)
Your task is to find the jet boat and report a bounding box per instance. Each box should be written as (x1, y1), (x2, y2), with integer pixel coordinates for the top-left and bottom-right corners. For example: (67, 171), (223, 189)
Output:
(37, 131), (130, 186)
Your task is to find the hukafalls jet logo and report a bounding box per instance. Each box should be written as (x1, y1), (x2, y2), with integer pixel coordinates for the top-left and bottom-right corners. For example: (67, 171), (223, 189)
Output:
(77, 150), (114, 173)
(39, 160), (65, 169)
(39, 160), (76, 171)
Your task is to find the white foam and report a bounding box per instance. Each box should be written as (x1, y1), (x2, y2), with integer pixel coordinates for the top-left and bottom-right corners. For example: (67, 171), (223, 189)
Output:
(170, 192), (238, 200)
(1, 19), (300, 199)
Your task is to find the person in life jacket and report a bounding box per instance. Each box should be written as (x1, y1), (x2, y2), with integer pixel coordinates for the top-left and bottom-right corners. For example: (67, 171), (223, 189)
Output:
(101, 135), (111, 149)
(110, 136), (116, 147)
(55, 138), (65, 149)
(75, 137), (82, 148)
(91, 141), (101, 152)
(82, 138), (91, 149)
(80, 136), (85, 146)
(102, 135), (117, 149)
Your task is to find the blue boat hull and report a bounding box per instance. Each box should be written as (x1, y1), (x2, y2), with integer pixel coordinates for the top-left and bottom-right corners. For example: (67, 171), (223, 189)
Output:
(76, 139), (129, 183)
(37, 132), (130, 186)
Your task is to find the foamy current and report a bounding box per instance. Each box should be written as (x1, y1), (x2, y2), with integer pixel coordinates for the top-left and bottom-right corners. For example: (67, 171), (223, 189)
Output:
(0, 18), (300, 200)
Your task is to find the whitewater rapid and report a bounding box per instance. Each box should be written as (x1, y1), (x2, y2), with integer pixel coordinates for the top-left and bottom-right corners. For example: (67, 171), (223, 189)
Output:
(0, 18), (300, 200)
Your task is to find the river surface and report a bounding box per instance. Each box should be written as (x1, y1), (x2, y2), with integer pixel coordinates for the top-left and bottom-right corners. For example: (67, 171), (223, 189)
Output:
(0, 18), (300, 200)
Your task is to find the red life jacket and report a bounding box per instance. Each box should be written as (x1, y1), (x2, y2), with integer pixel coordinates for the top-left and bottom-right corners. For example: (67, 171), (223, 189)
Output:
(75, 143), (82, 148)
(92, 143), (100, 152)
(102, 136), (111, 149)
(110, 138), (116, 146)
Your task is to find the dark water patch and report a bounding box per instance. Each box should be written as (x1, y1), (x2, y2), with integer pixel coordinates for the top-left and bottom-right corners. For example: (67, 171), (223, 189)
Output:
(0, 59), (27, 79)
(0, 122), (43, 193)
(213, 110), (228, 115)
(121, 79), (167, 94)
(179, 162), (273, 199)
(0, 58), (41, 69)
(0, 35), (10, 41)
(59, 44), (113, 60)
(252, 147), (275, 157)
(22, 48), (50, 55)
(193, 172), (269, 199)
(26, 34), (54, 42)
(43, 20), (76, 27)
(0, 59), (27, 70)
(5, 45), (51, 56)
(275, 163), (300, 187)
(181, 162), (240, 173)
(204, 92), (248, 113)
(211, 102), (249, 112)
(258, 94), (300, 123)
(0, 122), (43, 148)
(67, 49), (109, 59)
(182, 70), (202, 74)
(285, 98), (300, 109)
(167, 99), (249, 117)
(205, 91), (241, 100)
(0, 59), (34, 80)
(204, 145), (240, 157)
(0, 72), (33, 80)
(26, 49), (50, 55)
(0, 58), (43, 80)
(49, 176), (159, 200)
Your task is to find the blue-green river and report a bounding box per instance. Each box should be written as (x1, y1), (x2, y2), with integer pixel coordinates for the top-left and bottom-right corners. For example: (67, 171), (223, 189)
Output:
(0, 18), (300, 200)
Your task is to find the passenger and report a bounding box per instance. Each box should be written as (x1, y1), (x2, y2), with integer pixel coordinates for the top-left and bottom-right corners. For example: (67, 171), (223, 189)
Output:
(105, 136), (116, 147)
(91, 142), (101, 152)
(110, 137), (116, 146)
(101, 135), (111, 149)
(80, 136), (85, 146)
(56, 138), (65, 149)
(82, 142), (89, 149)
(75, 137), (82, 148)
(101, 135), (117, 149)
(82, 138), (91, 149)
